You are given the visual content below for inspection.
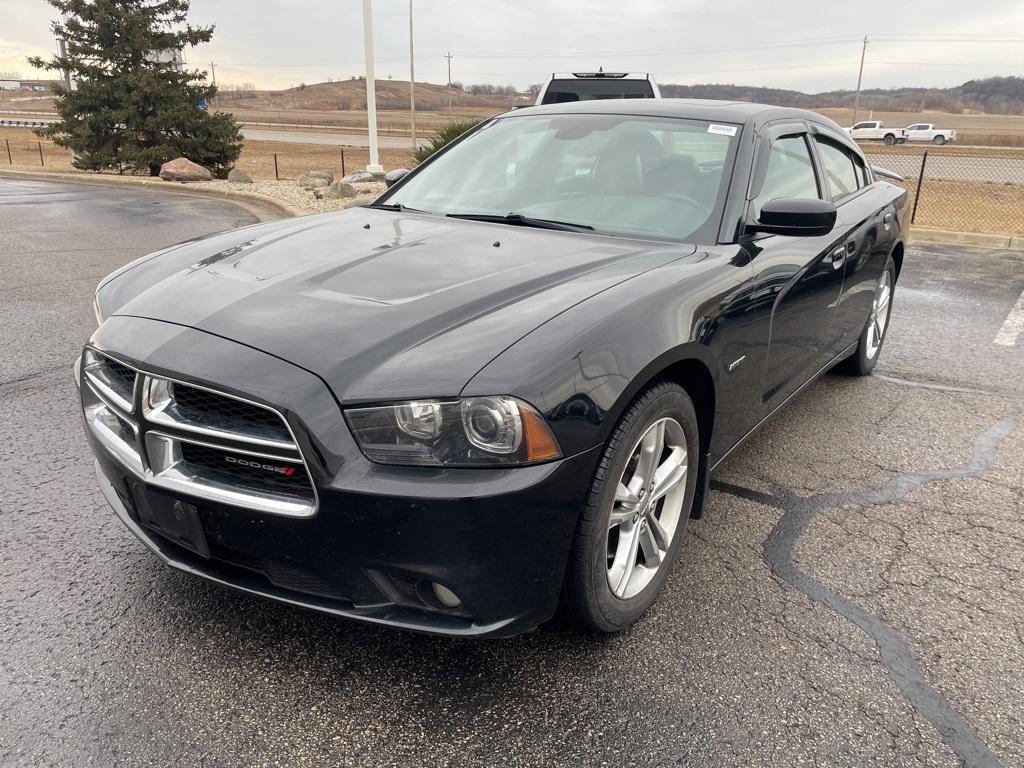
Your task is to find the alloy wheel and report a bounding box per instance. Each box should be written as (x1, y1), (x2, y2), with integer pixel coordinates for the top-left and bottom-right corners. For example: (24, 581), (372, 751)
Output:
(606, 417), (688, 600)
(866, 270), (893, 359)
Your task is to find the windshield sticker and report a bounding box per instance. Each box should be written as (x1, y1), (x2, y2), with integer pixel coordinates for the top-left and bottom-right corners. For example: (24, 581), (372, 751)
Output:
(707, 124), (738, 136)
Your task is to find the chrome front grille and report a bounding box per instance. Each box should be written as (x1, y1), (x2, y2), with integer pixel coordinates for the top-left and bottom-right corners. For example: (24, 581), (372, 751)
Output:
(81, 349), (317, 517)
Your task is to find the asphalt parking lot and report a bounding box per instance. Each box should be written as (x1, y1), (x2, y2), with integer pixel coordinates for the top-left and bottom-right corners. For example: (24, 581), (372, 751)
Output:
(1, 177), (1022, 768)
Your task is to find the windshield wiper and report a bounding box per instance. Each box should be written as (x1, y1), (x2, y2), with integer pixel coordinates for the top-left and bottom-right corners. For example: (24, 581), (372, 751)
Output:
(365, 202), (428, 213)
(445, 212), (594, 232)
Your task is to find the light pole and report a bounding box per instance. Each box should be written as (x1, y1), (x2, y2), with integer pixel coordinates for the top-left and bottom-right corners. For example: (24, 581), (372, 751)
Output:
(409, 0), (416, 152)
(362, 0), (383, 174)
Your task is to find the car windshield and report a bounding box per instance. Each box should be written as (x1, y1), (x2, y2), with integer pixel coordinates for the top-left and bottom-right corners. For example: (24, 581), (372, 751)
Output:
(381, 114), (739, 242)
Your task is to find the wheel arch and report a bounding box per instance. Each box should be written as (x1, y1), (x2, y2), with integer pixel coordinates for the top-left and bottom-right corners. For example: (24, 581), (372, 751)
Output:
(598, 345), (718, 520)
(600, 345), (718, 455)
(891, 240), (905, 281)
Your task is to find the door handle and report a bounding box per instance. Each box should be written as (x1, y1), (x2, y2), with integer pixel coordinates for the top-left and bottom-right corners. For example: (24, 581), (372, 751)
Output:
(831, 246), (846, 271)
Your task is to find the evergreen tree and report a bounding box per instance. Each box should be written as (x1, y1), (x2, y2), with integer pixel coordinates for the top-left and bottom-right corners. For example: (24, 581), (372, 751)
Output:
(29, 0), (242, 177)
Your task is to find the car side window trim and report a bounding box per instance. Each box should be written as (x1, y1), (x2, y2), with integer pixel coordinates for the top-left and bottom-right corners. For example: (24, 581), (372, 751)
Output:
(808, 134), (872, 208)
(747, 129), (822, 212)
(747, 122), (814, 202)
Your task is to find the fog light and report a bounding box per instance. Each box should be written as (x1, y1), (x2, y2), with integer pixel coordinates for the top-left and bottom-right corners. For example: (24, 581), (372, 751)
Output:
(431, 582), (461, 608)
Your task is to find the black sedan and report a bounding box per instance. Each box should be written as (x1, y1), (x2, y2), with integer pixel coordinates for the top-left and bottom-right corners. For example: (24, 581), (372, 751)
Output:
(80, 100), (907, 637)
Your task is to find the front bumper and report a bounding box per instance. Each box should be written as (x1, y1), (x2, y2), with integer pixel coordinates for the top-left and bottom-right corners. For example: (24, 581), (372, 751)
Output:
(83, 316), (599, 638)
(93, 446), (597, 638)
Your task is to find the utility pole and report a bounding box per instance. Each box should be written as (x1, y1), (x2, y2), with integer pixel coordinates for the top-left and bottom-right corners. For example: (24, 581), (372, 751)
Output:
(209, 60), (216, 107)
(852, 35), (868, 126)
(56, 38), (72, 91)
(409, 0), (416, 152)
(445, 51), (453, 118)
(362, 0), (383, 174)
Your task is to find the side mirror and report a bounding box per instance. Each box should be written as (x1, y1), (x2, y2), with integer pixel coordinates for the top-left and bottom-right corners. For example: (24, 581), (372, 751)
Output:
(384, 168), (410, 188)
(747, 198), (837, 238)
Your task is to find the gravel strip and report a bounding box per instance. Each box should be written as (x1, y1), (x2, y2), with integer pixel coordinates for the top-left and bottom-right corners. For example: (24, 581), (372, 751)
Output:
(206, 179), (387, 214)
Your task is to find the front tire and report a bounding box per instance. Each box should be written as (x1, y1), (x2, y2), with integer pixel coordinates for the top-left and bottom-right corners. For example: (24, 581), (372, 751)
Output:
(561, 382), (699, 633)
(837, 257), (896, 376)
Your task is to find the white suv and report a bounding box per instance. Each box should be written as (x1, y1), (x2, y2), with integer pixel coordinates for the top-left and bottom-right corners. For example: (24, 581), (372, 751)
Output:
(535, 71), (661, 106)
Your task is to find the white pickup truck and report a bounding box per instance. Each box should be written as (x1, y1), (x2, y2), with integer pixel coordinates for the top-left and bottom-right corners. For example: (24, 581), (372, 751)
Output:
(903, 123), (956, 145)
(846, 121), (906, 145)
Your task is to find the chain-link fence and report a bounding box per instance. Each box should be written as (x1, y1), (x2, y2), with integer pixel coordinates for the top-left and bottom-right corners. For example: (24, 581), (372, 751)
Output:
(861, 145), (1024, 235)
(232, 145), (413, 181)
(2, 135), (415, 181)
(2, 136), (72, 168)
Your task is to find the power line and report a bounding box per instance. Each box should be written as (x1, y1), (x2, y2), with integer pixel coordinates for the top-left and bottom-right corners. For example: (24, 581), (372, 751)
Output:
(454, 37), (863, 59)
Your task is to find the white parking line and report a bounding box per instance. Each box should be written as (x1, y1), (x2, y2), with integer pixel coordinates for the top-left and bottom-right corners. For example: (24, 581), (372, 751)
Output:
(993, 288), (1024, 347)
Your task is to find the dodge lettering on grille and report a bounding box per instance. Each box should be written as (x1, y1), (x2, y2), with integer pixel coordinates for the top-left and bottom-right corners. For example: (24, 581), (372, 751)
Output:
(224, 456), (296, 476)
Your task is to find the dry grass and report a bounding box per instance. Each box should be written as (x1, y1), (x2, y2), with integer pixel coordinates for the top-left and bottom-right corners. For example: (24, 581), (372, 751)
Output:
(233, 140), (413, 180)
(902, 179), (1024, 235)
(228, 106), (500, 136)
(815, 107), (1024, 135)
(0, 129), (76, 169)
(0, 128), (415, 178)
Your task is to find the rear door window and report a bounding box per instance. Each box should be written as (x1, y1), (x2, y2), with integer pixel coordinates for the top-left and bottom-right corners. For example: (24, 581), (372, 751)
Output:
(814, 138), (860, 202)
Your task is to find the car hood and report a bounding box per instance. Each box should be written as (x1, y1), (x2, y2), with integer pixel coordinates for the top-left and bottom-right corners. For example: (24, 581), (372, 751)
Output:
(107, 208), (695, 401)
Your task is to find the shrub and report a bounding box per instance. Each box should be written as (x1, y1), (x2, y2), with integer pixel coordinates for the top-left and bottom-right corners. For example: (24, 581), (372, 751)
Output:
(413, 120), (480, 164)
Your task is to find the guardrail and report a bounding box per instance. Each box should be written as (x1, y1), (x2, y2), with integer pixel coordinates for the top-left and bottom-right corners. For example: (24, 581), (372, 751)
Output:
(0, 118), (52, 128)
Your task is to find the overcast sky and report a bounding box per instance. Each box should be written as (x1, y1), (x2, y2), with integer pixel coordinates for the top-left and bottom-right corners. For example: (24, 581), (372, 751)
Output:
(2, 0), (1022, 92)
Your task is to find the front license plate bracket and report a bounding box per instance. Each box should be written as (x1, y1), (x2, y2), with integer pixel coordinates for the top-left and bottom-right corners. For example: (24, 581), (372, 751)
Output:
(135, 491), (211, 559)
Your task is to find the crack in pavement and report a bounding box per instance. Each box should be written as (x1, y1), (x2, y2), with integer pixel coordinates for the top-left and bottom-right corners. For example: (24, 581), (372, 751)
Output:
(712, 416), (1017, 768)
(875, 372), (1024, 401)
(0, 364), (71, 395)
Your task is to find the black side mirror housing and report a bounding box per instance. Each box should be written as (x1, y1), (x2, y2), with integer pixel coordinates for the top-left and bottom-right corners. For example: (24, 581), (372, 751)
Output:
(384, 168), (410, 188)
(747, 197), (837, 238)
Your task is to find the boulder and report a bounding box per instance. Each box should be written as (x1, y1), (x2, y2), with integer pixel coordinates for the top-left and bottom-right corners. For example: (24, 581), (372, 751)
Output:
(298, 170), (334, 188)
(342, 170), (376, 184)
(159, 157), (213, 182)
(325, 181), (358, 199)
(227, 168), (253, 183)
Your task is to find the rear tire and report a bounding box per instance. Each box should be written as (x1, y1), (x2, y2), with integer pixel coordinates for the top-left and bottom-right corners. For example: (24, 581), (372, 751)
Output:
(837, 257), (896, 376)
(883, 134), (896, 145)
(561, 382), (699, 633)
(932, 135), (946, 145)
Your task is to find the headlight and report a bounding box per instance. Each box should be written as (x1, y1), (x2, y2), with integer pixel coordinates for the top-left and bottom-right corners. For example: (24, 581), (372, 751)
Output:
(345, 396), (561, 467)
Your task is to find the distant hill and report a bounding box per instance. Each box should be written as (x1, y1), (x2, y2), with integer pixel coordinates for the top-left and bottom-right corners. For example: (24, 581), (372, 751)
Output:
(659, 76), (1024, 115)
(217, 78), (526, 112)
(8, 75), (1021, 117)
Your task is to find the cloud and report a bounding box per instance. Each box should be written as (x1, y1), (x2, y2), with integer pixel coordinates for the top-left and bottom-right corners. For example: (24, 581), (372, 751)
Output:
(5, 0), (1023, 91)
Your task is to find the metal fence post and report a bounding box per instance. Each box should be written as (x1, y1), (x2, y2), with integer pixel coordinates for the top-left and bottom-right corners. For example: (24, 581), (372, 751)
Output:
(5, 139), (10, 165)
(273, 153), (279, 180)
(37, 141), (44, 166)
(910, 149), (928, 224)
(341, 148), (346, 178)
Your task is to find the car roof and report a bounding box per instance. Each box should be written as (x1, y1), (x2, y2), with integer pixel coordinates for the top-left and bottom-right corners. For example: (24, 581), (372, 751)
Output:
(503, 98), (846, 134)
